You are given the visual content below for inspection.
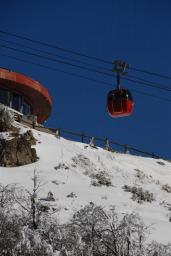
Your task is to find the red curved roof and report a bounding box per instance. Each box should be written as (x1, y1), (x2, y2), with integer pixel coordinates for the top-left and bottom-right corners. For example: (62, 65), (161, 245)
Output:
(0, 68), (52, 123)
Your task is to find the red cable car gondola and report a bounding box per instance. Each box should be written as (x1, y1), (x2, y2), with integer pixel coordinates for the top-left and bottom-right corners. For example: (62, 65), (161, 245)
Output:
(107, 60), (134, 118)
(107, 88), (134, 117)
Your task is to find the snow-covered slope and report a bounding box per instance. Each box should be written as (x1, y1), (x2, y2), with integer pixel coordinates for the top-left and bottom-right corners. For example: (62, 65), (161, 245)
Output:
(0, 123), (171, 244)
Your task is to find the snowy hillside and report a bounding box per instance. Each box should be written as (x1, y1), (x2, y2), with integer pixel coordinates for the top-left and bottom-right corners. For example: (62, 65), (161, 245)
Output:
(0, 122), (171, 245)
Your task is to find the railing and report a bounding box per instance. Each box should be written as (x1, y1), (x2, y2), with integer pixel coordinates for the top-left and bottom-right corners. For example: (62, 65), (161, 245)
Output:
(18, 116), (166, 160)
(51, 127), (165, 160)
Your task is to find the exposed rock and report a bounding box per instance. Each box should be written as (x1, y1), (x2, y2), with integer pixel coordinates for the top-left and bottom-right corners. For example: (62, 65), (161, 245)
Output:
(0, 130), (38, 167)
(0, 103), (37, 166)
(0, 122), (19, 133)
(0, 104), (16, 132)
(156, 161), (165, 166)
(21, 130), (37, 145)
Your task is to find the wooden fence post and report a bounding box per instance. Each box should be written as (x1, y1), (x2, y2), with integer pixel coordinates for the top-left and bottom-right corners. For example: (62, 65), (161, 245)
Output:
(56, 128), (61, 138)
(89, 137), (96, 148)
(104, 138), (111, 151)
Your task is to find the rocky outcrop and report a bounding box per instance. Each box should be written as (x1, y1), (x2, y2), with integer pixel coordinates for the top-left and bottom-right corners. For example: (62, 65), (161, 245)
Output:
(0, 104), (15, 132)
(0, 130), (38, 167)
(0, 105), (38, 167)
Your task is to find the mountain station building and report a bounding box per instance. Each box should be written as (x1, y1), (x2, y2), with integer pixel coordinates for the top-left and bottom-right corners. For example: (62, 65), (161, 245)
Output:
(0, 68), (52, 123)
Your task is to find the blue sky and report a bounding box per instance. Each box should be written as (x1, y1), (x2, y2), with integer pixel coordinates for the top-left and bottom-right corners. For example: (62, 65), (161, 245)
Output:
(0, 0), (171, 158)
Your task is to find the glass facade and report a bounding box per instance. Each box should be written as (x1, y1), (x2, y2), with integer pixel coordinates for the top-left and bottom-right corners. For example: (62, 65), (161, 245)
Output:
(0, 88), (31, 115)
(0, 89), (10, 106)
(22, 100), (31, 115)
(12, 93), (22, 112)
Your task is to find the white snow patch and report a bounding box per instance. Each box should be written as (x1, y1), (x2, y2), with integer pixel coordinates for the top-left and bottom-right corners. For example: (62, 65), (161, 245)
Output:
(0, 123), (171, 244)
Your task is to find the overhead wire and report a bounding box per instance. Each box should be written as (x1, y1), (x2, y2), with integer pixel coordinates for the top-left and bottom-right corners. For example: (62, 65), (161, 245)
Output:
(0, 29), (112, 64)
(0, 53), (112, 86)
(0, 52), (171, 104)
(0, 43), (115, 77)
(0, 29), (171, 80)
(0, 43), (171, 92)
(0, 37), (110, 72)
(129, 66), (171, 80)
(1, 37), (171, 91)
(0, 29), (171, 101)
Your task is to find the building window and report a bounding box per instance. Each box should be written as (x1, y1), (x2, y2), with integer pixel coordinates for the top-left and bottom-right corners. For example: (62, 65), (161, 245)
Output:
(22, 100), (31, 115)
(11, 93), (22, 112)
(0, 89), (10, 106)
(0, 89), (32, 115)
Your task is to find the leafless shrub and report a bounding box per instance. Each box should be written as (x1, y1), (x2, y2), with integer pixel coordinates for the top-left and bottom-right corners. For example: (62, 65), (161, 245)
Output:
(0, 209), (22, 255)
(134, 169), (146, 180)
(162, 184), (171, 193)
(67, 192), (77, 198)
(91, 171), (112, 187)
(146, 241), (171, 256)
(54, 163), (69, 170)
(123, 185), (155, 203)
(72, 154), (97, 175)
(0, 183), (16, 208)
(51, 180), (65, 185)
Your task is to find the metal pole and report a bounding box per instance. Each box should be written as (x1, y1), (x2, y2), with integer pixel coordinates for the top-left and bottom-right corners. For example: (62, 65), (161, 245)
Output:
(117, 73), (120, 89)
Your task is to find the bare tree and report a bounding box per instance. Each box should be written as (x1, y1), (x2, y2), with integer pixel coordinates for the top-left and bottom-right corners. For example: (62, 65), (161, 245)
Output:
(70, 204), (110, 256)
(0, 208), (22, 255)
(14, 169), (44, 229)
(60, 204), (149, 256)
